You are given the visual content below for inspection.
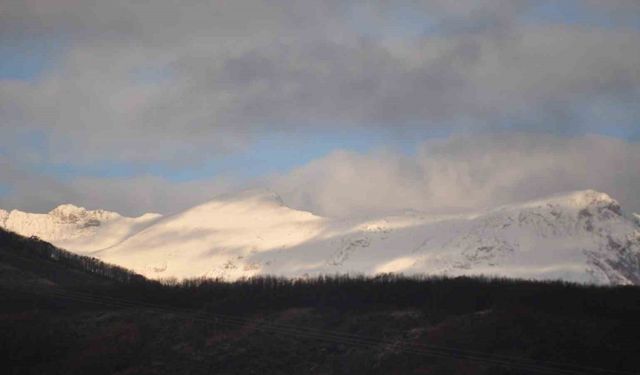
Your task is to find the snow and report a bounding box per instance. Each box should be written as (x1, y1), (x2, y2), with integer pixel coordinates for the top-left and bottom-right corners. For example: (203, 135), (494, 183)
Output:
(2, 189), (639, 285)
(0, 204), (162, 253)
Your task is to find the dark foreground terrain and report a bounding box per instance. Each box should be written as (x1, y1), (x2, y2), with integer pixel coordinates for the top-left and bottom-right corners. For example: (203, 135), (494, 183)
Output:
(1, 229), (639, 375)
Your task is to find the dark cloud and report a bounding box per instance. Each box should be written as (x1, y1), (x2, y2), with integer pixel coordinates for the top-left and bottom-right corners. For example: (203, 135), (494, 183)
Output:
(1, 1), (638, 164)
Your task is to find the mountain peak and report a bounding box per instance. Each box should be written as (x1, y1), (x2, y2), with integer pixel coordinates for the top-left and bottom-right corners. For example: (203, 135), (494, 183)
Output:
(49, 203), (87, 216)
(48, 204), (121, 223)
(566, 189), (618, 208)
(514, 190), (621, 213)
(213, 188), (285, 207)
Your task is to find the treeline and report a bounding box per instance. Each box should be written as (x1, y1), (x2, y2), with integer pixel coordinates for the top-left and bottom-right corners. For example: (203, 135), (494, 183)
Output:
(2, 227), (639, 323)
(140, 274), (640, 321)
(2, 229), (640, 374)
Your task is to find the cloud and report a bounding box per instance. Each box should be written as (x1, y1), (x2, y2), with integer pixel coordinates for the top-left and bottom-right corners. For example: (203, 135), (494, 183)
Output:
(1, 1), (639, 165)
(67, 175), (236, 215)
(2, 134), (639, 218)
(1, 2), (638, 217)
(0, 159), (235, 215)
(270, 134), (640, 217)
(0, 157), (75, 212)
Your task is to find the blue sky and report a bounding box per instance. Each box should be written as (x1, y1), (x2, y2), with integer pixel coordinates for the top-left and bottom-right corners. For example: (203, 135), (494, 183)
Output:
(19, 125), (454, 183)
(0, 36), (65, 82)
(524, 0), (640, 30)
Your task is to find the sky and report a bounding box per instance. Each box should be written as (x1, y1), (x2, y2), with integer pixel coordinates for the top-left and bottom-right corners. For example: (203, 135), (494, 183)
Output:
(1, 0), (639, 217)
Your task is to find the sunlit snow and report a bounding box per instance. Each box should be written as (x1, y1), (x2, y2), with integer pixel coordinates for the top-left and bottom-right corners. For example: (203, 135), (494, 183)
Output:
(2, 189), (639, 285)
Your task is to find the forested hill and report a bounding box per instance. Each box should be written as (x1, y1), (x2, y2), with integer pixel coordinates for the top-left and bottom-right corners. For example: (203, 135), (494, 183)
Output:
(0, 228), (146, 289)
(1, 229), (640, 374)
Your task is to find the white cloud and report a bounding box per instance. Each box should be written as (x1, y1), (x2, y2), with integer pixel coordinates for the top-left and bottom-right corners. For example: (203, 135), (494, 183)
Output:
(2, 134), (639, 218)
(270, 134), (640, 217)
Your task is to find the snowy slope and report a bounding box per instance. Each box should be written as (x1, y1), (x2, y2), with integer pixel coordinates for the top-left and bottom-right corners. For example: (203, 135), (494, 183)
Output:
(0, 204), (161, 253)
(97, 190), (326, 277)
(97, 189), (640, 284)
(3, 189), (640, 285)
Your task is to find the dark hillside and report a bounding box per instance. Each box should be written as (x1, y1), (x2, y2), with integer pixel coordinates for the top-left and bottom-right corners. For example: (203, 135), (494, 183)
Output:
(0, 229), (145, 289)
(1, 229), (639, 375)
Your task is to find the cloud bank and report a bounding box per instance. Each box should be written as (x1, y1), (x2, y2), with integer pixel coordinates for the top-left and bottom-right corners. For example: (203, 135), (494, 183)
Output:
(1, 1), (639, 217)
(2, 134), (639, 218)
(270, 134), (640, 217)
(1, 1), (639, 165)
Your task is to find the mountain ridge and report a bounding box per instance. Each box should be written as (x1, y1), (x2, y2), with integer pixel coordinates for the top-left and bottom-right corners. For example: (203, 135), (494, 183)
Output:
(1, 189), (639, 285)
(0, 204), (162, 253)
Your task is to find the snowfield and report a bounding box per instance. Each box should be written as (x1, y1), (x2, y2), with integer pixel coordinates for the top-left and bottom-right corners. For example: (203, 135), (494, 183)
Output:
(2, 189), (639, 285)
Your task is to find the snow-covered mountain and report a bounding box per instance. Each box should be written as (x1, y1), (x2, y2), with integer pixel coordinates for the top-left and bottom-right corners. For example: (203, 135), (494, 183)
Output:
(0, 204), (162, 253)
(2, 189), (639, 285)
